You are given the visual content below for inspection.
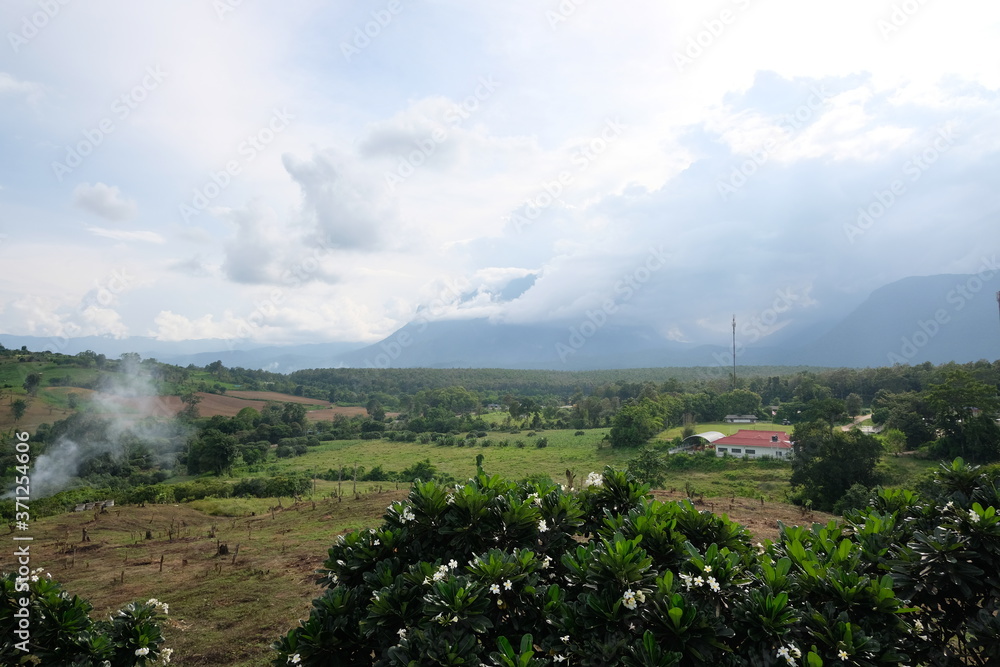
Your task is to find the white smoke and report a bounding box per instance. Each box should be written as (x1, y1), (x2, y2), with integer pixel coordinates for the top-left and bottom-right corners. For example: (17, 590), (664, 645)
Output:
(8, 356), (191, 499)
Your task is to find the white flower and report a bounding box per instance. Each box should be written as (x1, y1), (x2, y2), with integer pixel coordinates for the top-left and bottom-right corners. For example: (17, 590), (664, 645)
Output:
(703, 565), (712, 573)
(448, 559), (458, 570)
(503, 579), (513, 590)
(560, 635), (570, 643)
(838, 650), (848, 660)
(635, 590), (645, 603)
(693, 576), (705, 587)
(490, 583), (501, 594)
(397, 628), (407, 639)
(161, 647), (173, 664)
(373, 539), (380, 546)
(945, 501), (955, 511)
(969, 509), (981, 523)
(542, 556), (552, 569)
(707, 576), (720, 593)
(400, 508), (416, 522)
(622, 589), (638, 610)
(583, 472), (604, 488)
(914, 619), (924, 632)
(288, 654), (301, 664)
(135, 647), (150, 657)
(790, 647), (801, 659)
(30, 575), (38, 582)
(432, 568), (447, 581)
(554, 655), (566, 663)
(538, 519), (549, 532)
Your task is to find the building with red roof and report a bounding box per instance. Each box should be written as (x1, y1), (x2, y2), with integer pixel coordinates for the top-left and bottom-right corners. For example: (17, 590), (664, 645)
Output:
(713, 429), (792, 459)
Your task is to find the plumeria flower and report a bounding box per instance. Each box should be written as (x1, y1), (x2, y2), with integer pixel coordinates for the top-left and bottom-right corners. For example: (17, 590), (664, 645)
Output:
(397, 628), (407, 639)
(622, 589), (638, 610)
(490, 583), (501, 594)
(703, 565), (712, 573)
(448, 559), (458, 570)
(135, 647), (150, 657)
(161, 647), (173, 664)
(634, 590), (645, 603)
(707, 577), (720, 592)
(288, 653), (301, 664)
(693, 576), (705, 587)
(538, 519), (549, 532)
(553, 655), (566, 663)
(373, 539), (380, 546)
(969, 509), (981, 523)
(838, 649), (849, 660)
(560, 635), (570, 643)
(503, 579), (513, 590)
(541, 556), (552, 569)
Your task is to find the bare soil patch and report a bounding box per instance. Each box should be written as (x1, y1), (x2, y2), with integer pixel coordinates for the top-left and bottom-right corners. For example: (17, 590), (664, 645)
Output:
(225, 391), (330, 406)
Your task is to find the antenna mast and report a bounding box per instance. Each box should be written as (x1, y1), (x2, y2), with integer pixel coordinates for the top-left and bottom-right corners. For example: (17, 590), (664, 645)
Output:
(732, 314), (737, 389)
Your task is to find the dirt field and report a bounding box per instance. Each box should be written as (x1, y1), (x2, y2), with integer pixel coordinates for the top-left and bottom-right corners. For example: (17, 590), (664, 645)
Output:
(225, 391), (330, 406)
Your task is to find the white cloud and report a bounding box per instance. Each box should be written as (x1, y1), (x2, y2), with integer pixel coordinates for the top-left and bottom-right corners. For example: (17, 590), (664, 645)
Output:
(73, 182), (138, 221)
(0, 72), (44, 103)
(85, 227), (164, 244)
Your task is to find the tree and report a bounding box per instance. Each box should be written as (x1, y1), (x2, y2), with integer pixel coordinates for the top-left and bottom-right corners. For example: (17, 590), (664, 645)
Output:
(844, 392), (863, 417)
(11, 398), (28, 422)
(790, 421), (884, 511)
(187, 429), (238, 475)
(22, 373), (41, 396)
(800, 397), (847, 428)
(609, 400), (663, 448)
(717, 389), (762, 418)
(625, 447), (668, 488)
(366, 398), (386, 422)
(925, 369), (1000, 463)
(179, 391), (201, 420)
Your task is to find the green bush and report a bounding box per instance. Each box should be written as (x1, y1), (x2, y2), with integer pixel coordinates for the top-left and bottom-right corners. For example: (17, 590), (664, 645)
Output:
(1, 570), (171, 665)
(274, 460), (1000, 666)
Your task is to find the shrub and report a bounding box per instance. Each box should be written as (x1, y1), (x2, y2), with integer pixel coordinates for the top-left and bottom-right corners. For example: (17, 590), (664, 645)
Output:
(535, 437), (548, 448)
(274, 461), (1000, 666)
(1, 570), (171, 665)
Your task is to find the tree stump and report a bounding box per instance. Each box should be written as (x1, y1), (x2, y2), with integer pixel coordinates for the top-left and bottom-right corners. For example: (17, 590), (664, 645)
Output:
(217, 543), (229, 556)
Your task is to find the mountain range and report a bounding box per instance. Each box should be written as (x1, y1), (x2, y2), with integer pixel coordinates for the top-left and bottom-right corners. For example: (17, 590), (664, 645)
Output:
(4, 273), (998, 372)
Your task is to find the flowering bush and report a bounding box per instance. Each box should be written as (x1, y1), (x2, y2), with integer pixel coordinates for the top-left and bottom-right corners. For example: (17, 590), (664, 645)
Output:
(0, 569), (171, 665)
(274, 462), (1000, 666)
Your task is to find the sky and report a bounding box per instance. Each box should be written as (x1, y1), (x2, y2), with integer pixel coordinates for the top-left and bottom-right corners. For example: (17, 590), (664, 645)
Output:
(1, 0), (999, 351)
